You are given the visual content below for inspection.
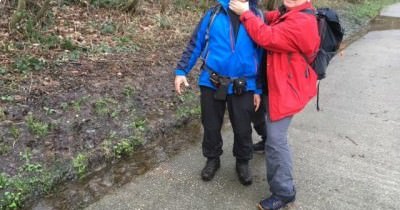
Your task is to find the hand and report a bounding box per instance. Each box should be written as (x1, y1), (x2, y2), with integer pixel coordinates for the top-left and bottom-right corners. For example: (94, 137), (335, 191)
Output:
(229, 0), (250, 16)
(174, 75), (189, 95)
(254, 94), (261, 111)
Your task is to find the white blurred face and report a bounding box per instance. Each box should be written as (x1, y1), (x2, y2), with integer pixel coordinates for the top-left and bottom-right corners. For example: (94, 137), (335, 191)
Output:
(283, 0), (308, 8)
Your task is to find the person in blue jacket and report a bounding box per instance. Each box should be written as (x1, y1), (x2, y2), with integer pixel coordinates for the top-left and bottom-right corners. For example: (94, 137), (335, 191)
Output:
(174, 0), (264, 186)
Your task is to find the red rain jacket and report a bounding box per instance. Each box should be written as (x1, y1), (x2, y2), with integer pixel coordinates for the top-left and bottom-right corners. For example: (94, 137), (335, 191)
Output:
(240, 2), (320, 121)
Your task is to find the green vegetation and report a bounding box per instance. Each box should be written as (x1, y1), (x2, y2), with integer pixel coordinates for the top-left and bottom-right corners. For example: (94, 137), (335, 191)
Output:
(0, 173), (9, 190)
(0, 95), (14, 103)
(112, 136), (142, 159)
(1, 191), (22, 210)
(157, 15), (173, 29)
(173, 0), (196, 9)
(58, 50), (82, 62)
(43, 107), (57, 116)
(10, 126), (21, 140)
(130, 118), (146, 132)
(0, 141), (11, 156)
(176, 91), (201, 118)
(0, 67), (7, 75)
(94, 98), (119, 117)
(113, 139), (132, 158)
(123, 86), (134, 98)
(0, 150), (58, 209)
(20, 150), (43, 173)
(26, 115), (49, 137)
(348, 0), (400, 18)
(100, 21), (117, 35)
(13, 56), (46, 73)
(60, 38), (79, 51)
(71, 97), (89, 112)
(0, 108), (5, 121)
(104, 118), (145, 159)
(72, 153), (88, 178)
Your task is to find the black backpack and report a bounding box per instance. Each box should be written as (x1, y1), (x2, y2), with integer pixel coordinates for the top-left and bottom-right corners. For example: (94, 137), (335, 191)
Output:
(301, 8), (345, 80)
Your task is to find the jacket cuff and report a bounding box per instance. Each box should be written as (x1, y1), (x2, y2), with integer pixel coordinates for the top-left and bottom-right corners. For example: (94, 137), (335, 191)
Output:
(175, 69), (186, 76)
(240, 10), (256, 22)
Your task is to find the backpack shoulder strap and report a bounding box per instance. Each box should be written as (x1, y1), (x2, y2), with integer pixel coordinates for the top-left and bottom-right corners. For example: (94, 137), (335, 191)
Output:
(201, 4), (222, 60)
(255, 8), (265, 22)
(301, 8), (316, 16)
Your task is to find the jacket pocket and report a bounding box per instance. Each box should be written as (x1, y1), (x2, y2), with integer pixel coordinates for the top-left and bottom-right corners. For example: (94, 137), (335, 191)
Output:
(287, 80), (300, 101)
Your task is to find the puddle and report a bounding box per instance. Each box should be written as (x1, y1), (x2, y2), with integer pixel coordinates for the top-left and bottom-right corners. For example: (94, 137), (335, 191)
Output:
(26, 11), (400, 210)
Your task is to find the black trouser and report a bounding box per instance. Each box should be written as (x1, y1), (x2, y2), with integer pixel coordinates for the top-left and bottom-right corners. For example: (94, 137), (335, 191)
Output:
(251, 94), (267, 142)
(200, 86), (254, 161)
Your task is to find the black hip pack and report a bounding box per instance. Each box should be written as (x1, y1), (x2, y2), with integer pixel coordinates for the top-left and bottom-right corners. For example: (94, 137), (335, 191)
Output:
(204, 66), (247, 101)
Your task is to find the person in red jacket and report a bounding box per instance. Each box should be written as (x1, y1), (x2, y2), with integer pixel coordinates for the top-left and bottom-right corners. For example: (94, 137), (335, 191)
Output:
(230, 0), (320, 209)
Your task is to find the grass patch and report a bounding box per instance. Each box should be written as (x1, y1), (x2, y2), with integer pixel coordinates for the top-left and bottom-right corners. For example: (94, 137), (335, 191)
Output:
(0, 66), (7, 75)
(0, 173), (9, 190)
(347, 0), (400, 19)
(0, 151), (58, 209)
(10, 126), (21, 140)
(26, 115), (49, 138)
(0, 95), (14, 103)
(60, 38), (79, 51)
(176, 91), (201, 118)
(112, 136), (142, 159)
(0, 141), (11, 156)
(94, 98), (119, 117)
(13, 56), (46, 73)
(19, 150), (43, 174)
(0, 108), (5, 121)
(1, 191), (22, 210)
(122, 86), (134, 98)
(100, 21), (117, 35)
(70, 96), (89, 112)
(72, 153), (88, 178)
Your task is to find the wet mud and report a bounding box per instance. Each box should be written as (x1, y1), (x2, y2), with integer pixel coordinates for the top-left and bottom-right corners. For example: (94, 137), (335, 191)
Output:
(29, 120), (202, 210)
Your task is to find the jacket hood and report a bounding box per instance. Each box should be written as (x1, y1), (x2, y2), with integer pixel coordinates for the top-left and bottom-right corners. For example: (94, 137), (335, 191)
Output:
(217, 0), (258, 9)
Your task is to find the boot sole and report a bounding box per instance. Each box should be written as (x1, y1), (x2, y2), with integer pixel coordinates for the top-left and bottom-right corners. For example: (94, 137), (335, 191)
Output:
(201, 164), (220, 181)
(257, 202), (294, 210)
(239, 179), (252, 186)
(236, 168), (252, 186)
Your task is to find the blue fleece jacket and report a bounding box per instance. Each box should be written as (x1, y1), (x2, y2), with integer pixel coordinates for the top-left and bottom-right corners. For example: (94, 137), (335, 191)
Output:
(175, 0), (263, 94)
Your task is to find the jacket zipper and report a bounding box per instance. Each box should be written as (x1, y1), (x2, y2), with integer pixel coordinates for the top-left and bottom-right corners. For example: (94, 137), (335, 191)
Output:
(229, 18), (235, 52)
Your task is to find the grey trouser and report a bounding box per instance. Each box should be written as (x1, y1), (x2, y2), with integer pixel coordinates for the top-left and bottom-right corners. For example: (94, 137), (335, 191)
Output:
(264, 103), (296, 201)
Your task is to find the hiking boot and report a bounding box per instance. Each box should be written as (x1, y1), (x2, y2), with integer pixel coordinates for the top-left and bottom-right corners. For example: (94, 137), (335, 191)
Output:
(201, 158), (220, 181)
(253, 140), (266, 153)
(257, 195), (295, 210)
(236, 160), (252, 186)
